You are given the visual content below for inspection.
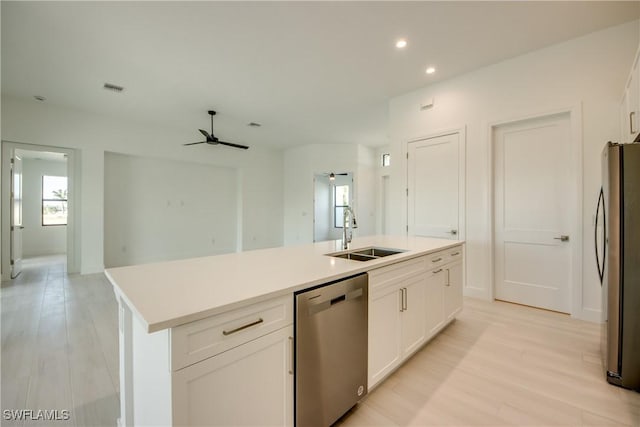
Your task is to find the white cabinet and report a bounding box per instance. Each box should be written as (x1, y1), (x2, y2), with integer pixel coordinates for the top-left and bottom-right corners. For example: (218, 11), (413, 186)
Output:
(425, 268), (445, 336)
(621, 47), (640, 142)
(368, 281), (403, 389)
(368, 245), (464, 390)
(172, 325), (293, 427)
(118, 294), (294, 427)
(400, 274), (428, 355)
(444, 261), (463, 322)
(368, 256), (428, 388)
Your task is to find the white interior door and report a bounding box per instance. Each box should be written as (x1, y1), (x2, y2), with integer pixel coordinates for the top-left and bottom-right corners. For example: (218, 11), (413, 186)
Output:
(11, 153), (24, 278)
(408, 133), (461, 239)
(494, 113), (572, 313)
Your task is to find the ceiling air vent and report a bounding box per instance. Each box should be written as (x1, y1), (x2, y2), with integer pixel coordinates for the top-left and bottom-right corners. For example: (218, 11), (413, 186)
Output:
(103, 83), (125, 93)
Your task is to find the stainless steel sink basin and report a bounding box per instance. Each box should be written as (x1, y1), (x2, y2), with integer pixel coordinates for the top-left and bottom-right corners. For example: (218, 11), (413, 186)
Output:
(331, 252), (377, 262)
(352, 247), (404, 258)
(327, 247), (406, 262)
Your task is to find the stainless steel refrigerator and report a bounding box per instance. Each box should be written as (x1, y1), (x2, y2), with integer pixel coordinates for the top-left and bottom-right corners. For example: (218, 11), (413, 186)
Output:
(596, 141), (640, 390)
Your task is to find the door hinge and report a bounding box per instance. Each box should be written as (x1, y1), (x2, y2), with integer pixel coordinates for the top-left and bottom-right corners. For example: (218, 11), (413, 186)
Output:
(10, 259), (14, 266)
(406, 152), (409, 159)
(406, 225), (409, 232)
(406, 188), (409, 196)
(10, 158), (14, 165)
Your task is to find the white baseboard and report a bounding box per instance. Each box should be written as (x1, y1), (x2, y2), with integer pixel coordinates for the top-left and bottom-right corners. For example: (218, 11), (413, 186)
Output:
(574, 307), (603, 323)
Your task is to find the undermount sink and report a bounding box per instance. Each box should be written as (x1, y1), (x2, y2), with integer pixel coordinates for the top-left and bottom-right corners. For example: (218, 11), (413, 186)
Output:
(327, 246), (406, 262)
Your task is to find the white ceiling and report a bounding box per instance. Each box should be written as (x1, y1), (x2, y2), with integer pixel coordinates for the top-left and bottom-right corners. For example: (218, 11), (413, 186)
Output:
(2, 1), (639, 150)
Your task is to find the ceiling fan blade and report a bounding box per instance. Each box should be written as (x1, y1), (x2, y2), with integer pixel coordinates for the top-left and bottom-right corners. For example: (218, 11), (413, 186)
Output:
(217, 141), (250, 150)
(183, 141), (206, 146)
(198, 129), (211, 139)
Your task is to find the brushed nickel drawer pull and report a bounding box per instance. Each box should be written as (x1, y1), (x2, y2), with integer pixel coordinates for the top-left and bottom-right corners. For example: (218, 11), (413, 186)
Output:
(451, 252), (460, 256)
(432, 257), (442, 263)
(433, 268), (443, 274)
(222, 318), (264, 336)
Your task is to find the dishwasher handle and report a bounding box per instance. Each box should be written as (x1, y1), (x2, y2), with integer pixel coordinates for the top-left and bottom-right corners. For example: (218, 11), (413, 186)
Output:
(306, 288), (363, 316)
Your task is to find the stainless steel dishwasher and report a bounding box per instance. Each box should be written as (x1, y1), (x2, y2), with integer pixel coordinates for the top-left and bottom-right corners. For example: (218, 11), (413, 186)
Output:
(295, 273), (368, 427)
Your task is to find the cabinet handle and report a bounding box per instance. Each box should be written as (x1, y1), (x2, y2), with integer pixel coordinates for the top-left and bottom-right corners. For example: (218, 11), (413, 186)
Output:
(399, 289), (404, 312)
(432, 257), (442, 263)
(403, 288), (408, 311)
(631, 111), (636, 134)
(433, 268), (443, 274)
(446, 269), (451, 287)
(222, 318), (264, 336)
(288, 336), (294, 375)
(451, 252), (460, 256)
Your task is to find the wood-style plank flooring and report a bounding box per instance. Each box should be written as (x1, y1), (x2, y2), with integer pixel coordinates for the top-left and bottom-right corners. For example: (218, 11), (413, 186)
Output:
(2, 256), (639, 426)
(339, 298), (640, 426)
(1, 256), (119, 427)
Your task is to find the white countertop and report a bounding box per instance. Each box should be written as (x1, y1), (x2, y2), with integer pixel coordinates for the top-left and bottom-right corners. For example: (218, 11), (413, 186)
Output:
(105, 235), (463, 333)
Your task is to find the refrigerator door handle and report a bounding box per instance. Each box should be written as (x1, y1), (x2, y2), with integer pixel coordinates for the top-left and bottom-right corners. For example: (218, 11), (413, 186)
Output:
(595, 186), (606, 285)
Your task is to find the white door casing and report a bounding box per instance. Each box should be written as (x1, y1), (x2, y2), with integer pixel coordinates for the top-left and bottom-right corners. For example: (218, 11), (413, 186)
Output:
(407, 132), (464, 240)
(493, 113), (573, 313)
(10, 153), (23, 279)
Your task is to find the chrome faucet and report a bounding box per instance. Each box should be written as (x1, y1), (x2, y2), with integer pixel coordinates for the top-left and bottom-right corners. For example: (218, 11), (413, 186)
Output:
(342, 206), (358, 250)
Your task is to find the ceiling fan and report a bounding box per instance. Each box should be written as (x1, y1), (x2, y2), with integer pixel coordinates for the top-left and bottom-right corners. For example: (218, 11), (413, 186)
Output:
(183, 110), (249, 150)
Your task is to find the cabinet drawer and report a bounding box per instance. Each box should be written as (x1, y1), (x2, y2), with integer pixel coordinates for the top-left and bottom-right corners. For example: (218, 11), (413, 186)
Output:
(369, 256), (427, 291)
(445, 246), (463, 265)
(427, 250), (448, 270)
(171, 294), (293, 370)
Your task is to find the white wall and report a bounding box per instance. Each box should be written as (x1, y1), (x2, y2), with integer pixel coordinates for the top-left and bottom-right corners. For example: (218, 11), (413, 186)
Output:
(386, 20), (640, 321)
(283, 144), (377, 246)
(21, 157), (67, 257)
(104, 153), (238, 267)
(1, 98), (284, 274)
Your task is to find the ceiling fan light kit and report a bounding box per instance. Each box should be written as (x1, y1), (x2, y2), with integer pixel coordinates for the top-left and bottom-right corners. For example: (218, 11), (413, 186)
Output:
(183, 110), (250, 150)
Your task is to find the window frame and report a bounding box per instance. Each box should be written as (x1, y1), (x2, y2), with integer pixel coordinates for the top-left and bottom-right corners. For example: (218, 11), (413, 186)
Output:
(42, 175), (68, 227)
(333, 184), (350, 229)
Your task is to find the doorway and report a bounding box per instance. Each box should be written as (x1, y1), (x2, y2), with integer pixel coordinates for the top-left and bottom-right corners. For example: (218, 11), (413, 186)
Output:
(492, 112), (574, 313)
(1, 142), (77, 280)
(313, 172), (353, 243)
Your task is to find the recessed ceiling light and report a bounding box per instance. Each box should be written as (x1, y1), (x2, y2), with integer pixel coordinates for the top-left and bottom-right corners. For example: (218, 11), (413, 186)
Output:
(425, 67), (436, 75)
(34, 95), (46, 102)
(395, 39), (407, 49)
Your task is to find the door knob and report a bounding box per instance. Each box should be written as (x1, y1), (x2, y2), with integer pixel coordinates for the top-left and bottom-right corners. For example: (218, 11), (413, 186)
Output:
(554, 235), (570, 242)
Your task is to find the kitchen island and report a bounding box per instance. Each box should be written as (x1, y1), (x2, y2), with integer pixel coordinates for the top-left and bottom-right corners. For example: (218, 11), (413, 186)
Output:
(106, 235), (464, 426)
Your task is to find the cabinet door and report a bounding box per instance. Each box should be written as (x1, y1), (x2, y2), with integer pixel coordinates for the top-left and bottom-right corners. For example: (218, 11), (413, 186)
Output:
(368, 284), (402, 389)
(444, 262), (463, 322)
(172, 325), (293, 426)
(400, 274), (427, 356)
(425, 268), (445, 338)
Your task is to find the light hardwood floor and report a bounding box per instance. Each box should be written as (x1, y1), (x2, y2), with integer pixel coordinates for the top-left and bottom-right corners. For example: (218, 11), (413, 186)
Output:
(1, 256), (119, 427)
(2, 257), (639, 426)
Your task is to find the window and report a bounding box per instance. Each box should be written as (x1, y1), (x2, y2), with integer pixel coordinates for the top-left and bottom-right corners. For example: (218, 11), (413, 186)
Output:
(334, 185), (349, 228)
(42, 175), (68, 226)
(382, 153), (391, 167)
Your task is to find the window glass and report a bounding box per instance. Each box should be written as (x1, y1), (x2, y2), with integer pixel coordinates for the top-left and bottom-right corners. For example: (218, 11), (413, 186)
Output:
(334, 185), (349, 228)
(42, 175), (68, 226)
